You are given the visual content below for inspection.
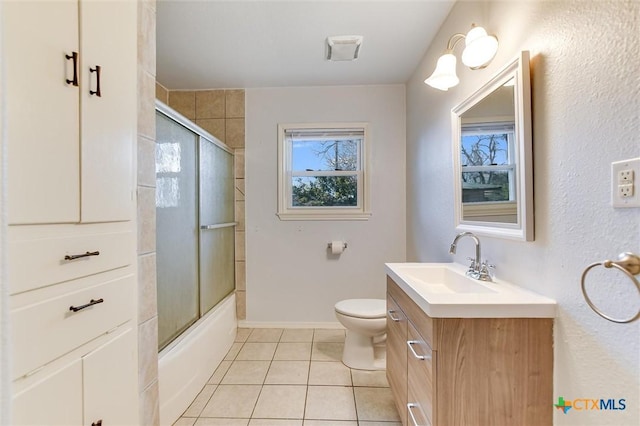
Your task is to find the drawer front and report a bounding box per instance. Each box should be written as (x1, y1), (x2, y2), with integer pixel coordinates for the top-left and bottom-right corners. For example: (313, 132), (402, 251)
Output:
(9, 230), (133, 295)
(387, 293), (408, 426)
(388, 277), (434, 349)
(11, 274), (134, 379)
(407, 321), (436, 426)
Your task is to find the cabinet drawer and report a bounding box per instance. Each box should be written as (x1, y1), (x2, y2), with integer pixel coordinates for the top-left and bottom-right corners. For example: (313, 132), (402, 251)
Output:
(407, 321), (436, 426)
(9, 230), (133, 295)
(11, 274), (134, 379)
(387, 293), (408, 426)
(388, 277), (434, 349)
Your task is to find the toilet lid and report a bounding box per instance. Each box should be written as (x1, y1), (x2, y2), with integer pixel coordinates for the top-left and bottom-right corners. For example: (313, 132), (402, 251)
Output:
(335, 299), (387, 319)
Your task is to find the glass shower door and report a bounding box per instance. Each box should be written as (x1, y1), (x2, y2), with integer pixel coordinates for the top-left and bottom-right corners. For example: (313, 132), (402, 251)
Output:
(156, 113), (199, 350)
(199, 137), (235, 314)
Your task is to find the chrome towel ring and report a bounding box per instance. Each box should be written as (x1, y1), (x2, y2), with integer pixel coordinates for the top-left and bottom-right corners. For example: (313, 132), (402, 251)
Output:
(581, 252), (640, 324)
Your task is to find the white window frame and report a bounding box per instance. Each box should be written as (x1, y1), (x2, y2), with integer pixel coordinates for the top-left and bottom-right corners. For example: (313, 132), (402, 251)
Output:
(277, 122), (371, 221)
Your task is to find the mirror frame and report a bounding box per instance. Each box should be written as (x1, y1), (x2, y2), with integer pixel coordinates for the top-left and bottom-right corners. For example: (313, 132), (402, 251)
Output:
(451, 50), (533, 241)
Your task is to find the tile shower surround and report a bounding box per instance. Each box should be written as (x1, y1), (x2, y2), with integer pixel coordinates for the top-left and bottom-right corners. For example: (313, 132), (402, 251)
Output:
(173, 328), (401, 426)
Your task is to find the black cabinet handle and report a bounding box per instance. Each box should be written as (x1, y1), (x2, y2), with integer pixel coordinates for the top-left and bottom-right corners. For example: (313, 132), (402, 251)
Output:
(65, 52), (78, 86)
(69, 298), (104, 313)
(92, 420), (103, 426)
(89, 65), (101, 97)
(64, 251), (100, 261)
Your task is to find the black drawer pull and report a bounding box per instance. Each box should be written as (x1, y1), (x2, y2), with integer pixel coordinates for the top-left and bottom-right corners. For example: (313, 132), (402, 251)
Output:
(64, 251), (100, 261)
(69, 298), (104, 313)
(92, 420), (102, 426)
(65, 52), (79, 86)
(89, 65), (102, 97)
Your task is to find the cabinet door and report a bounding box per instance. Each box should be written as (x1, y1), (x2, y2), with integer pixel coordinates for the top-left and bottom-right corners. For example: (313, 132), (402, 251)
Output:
(387, 294), (408, 426)
(79, 0), (136, 222)
(12, 359), (83, 425)
(4, 0), (80, 225)
(407, 322), (436, 426)
(83, 329), (138, 426)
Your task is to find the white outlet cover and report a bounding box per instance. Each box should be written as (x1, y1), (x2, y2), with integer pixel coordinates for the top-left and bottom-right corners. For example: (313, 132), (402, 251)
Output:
(612, 157), (640, 208)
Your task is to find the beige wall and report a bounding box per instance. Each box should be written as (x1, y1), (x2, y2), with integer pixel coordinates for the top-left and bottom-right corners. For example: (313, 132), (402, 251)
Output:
(406, 1), (639, 425)
(137, 1), (159, 424)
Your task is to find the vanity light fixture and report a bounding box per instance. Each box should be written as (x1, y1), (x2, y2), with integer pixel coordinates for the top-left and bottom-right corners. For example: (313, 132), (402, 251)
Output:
(326, 35), (363, 61)
(425, 24), (498, 91)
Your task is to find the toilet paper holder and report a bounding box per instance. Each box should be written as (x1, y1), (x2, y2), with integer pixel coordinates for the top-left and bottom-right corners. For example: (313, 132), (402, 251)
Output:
(327, 241), (348, 250)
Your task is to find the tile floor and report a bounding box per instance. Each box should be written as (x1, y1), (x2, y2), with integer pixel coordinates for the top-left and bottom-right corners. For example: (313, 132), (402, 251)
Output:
(173, 328), (401, 426)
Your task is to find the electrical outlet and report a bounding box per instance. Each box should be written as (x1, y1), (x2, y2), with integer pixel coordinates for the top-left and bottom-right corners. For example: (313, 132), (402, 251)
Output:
(612, 158), (640, 208)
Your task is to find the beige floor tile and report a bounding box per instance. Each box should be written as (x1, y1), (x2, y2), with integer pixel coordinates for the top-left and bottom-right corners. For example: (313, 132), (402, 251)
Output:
(354, 387), (400, 422)
(236, 328), (253, 342)
(313, 329), (345, 342)
(236, 342), (278, 361)
(265, 361), (310, 385)
(303, 421), (357, 426)
(304, 386), (356, 421)
(280, 329), (314, 342)
(200, 385), (261, 418)
(221, 360), (270, 384)
(182, 384), (216, 417)
(224, 342), (244, 360)
(273, 342), (312, 360)
(173, 417), (197, 426)
(195, 419), (249, 426)
(252, 385), (307, 419)
(308, 362), (352, 386)
(358, 422), (402, 426)
(250, 420), (302, 426)
(351, 369), (389, 387)
(311, 342), (344, 362)
(207, 360), (232, 384)
(248, 328), (284, 342)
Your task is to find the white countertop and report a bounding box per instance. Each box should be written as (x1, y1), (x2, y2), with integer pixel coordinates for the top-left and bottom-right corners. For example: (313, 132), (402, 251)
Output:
(385, 262), (556, 318)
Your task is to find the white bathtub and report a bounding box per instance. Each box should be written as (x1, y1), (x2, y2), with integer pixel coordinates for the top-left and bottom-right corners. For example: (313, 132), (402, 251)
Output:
(158, 293), (237, 425)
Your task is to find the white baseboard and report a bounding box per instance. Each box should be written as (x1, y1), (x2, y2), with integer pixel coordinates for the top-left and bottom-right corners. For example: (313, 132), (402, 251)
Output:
(238, 320), (345, 329)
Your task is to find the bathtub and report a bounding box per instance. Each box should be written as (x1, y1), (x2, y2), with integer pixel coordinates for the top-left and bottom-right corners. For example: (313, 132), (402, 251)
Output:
(158, 293), (237, 425)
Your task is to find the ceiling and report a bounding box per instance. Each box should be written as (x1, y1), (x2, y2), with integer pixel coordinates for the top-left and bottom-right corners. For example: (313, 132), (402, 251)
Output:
(156, 0), (455, 90)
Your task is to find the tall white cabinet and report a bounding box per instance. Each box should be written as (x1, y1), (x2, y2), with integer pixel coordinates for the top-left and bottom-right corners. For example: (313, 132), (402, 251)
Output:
(3, 0), (139, 424)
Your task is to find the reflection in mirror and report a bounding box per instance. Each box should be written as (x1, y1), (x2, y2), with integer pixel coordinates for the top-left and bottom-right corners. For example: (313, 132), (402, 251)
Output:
(452, 51), (533, 240)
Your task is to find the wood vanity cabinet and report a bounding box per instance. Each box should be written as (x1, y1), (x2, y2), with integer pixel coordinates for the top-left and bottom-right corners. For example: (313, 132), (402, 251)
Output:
(387, 277), (553, 426)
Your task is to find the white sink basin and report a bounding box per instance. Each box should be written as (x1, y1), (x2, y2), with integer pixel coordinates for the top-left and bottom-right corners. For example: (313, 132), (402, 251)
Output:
(385, 263), (556, 318)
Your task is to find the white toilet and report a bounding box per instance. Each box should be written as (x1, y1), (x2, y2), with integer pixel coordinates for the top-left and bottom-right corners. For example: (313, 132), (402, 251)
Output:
(334, 299), (387, 370)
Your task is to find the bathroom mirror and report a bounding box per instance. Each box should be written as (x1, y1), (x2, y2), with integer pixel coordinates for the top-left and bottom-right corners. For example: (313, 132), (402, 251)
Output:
(452, 50), (533, 241)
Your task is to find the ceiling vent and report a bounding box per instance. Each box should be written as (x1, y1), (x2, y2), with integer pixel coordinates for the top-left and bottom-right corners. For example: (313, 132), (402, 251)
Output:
(326, 35), (363, 61)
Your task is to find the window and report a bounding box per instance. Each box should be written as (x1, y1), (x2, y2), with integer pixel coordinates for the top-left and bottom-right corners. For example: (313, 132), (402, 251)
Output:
(277, 123), (370, 220)
(460, 122), (516, 204)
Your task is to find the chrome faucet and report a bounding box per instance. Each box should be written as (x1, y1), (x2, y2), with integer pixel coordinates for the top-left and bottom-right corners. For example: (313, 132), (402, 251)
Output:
(449, 232), (493, 281)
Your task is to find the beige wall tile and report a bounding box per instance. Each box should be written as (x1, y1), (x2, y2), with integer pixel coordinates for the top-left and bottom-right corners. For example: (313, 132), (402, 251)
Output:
(196, 90), (225, 119)
(235, 178), (245, 201)
(138, 316), (159, 390)
(236, 290), (246, 320)
(138, 70), (156, 140)
(137, 1), (156, 76)
(137, 186), (156, 254)
(234, 149), (245, 178)
(235, 200), (245, 231)
(235, 230), (245, 261)
(140, 380), (160, 426)
(235, 261), (246, 291)
(196, 118), (226, 143)
(225, 90), (245, 118)
(138, 253), (157, 323)
(155, 82), (168, 103)
(169, 91), (196, 120)
(138, 135), (156, 188)
(226, 118), (245, 148)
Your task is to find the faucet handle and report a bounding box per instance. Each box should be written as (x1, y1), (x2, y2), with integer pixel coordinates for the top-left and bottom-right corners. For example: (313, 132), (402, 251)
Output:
(478, 261), (495, 281)
(466, 256), (477, 268)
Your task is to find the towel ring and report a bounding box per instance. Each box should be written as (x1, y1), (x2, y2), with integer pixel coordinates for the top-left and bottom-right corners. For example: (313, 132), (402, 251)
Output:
(580, 252), (640, 324)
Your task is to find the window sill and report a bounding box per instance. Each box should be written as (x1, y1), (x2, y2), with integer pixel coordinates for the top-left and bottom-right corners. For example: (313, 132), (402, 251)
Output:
(277, 212), (371, 221)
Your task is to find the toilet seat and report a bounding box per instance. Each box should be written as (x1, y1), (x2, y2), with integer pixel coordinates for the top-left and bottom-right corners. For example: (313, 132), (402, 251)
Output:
(335, 299), (386, 319)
